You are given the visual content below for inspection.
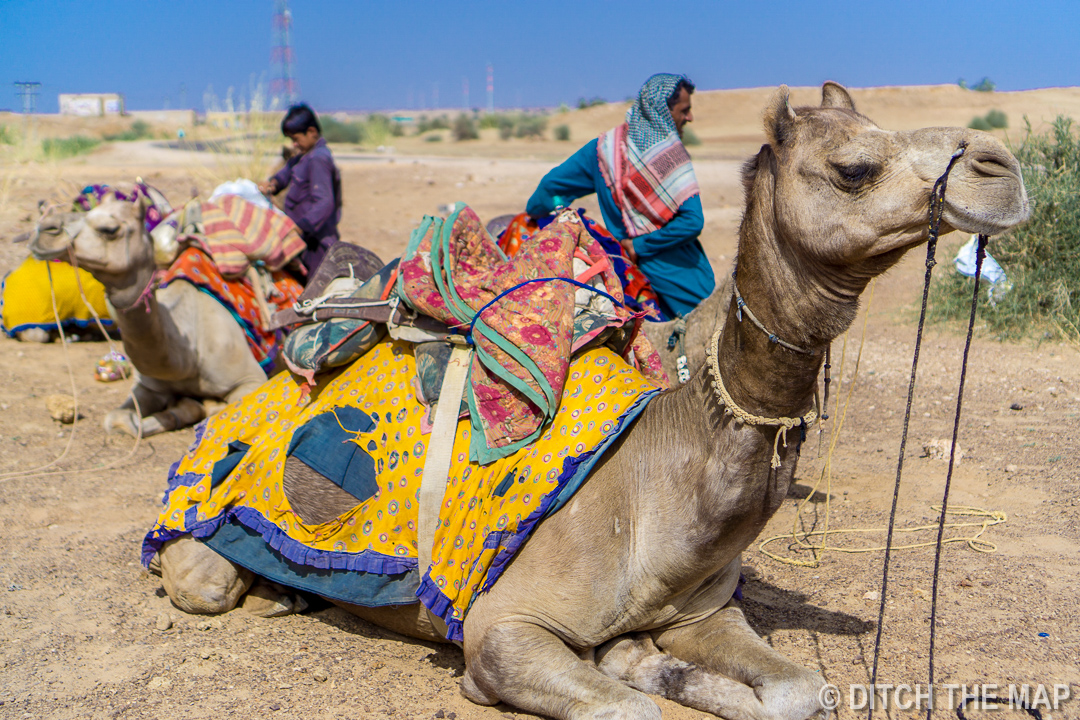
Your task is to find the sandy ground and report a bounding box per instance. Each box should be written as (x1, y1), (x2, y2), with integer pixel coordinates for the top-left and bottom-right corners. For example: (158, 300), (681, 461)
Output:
(0, 86), (1078, 719)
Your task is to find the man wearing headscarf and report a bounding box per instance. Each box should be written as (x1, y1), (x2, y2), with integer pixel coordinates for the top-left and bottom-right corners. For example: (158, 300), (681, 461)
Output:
(526, 73), (712, 318)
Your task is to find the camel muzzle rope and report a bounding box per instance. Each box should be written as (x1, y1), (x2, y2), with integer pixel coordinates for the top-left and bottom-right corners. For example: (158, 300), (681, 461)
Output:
(866, 140), (1001, 720)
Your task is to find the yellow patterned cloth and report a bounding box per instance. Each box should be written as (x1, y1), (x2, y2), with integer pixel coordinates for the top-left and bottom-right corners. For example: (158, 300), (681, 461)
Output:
(143, 337), (660, 640)
(1, 257), (114, 338)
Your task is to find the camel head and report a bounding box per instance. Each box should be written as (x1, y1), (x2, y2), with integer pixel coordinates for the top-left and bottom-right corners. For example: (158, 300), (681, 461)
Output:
(30, 185), (154, 285)
(744, 82), (1029, 287)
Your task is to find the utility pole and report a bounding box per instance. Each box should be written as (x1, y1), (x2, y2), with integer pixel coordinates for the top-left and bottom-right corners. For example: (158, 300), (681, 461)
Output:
(462, 77), (469, 110)
(14, 81), (41, 114)
(270, 0), (299, 108)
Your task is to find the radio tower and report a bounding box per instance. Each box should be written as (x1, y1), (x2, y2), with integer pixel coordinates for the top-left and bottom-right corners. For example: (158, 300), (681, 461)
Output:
(271, 0), (299, 108)
(486, 63), (494, 113)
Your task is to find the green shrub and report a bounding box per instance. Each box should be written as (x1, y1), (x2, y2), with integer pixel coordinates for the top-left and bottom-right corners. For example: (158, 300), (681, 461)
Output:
(321, 116), (364, 144)
(41, 136), (100, 158)
(424, 133), (443, 142)
(986, 109), (1008, 129)
(576, 96), (607, 110)
(105, 119), (155, 142)
(0, 125), (14, 145)
(497, 115), (515, 140)
(973, 77), (996, 92)
(478, 113), (501, 130)
(682, 128), (702, 146)
(969, 110), (1009, 131)
(452, 113), (479, 141)
(415, 115), (450, 134)
(931, 116), (1080, 342)
(515, 114), (547, 139)
(554, 124), (571, 141)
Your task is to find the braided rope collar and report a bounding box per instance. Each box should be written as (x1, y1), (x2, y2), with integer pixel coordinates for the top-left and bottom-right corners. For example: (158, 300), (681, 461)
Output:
(705, 327), (818, 468)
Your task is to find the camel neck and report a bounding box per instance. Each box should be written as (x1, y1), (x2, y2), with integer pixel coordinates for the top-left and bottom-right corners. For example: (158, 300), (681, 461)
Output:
(706, 183), (860, 420)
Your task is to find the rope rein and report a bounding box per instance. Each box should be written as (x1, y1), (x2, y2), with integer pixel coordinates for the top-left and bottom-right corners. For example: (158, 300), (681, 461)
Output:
(705, 328), (818, 468)
(867, 141), (969, 720)
(927, 234), (988, 720)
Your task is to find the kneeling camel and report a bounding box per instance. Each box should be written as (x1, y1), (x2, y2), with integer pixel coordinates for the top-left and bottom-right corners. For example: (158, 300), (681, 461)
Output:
(156, 84), (1029, 720)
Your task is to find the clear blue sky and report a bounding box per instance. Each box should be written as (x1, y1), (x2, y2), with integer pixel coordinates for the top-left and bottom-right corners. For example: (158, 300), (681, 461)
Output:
(2, 0), (1078, 114)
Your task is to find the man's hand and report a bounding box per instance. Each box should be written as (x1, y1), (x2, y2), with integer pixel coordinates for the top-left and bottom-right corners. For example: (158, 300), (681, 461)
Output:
(620, 238), (638, 263)
(258, 179), (278, 196)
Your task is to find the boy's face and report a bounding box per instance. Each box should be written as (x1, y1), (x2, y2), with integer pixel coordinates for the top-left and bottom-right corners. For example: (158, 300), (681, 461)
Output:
(289, 126), (321, 154)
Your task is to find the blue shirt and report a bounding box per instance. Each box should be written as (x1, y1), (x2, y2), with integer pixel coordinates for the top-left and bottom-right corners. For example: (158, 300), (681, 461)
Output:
(271, 137), (342, 249)
(526, 138), (714, 317)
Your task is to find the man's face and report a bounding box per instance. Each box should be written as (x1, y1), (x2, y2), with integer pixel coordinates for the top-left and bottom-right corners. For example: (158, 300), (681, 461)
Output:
(289, 126), (320, 154)
(669, 88), (693, 137)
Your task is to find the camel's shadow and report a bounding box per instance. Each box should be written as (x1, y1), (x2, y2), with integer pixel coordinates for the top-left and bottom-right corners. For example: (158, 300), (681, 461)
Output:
(740, 578), (872, 637)
(310, 605), (466, 676)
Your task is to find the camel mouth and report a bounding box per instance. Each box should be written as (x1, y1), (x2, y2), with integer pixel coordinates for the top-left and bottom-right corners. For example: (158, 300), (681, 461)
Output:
(30, 241), (72, 263)
(942, 193), (1030, 236)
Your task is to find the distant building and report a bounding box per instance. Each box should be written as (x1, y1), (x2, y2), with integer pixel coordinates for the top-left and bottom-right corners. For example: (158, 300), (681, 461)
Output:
(59, 93), (125, 116)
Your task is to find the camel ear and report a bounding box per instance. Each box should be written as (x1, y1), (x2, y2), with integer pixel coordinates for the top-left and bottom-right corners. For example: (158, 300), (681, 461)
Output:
(821, 81), (856, 111)
(764, 85), (797, 147)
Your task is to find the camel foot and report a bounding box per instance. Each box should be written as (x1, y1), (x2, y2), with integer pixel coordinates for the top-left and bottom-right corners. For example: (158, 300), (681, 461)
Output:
(240, 580), (308, 618)
(17, 328), (52, 343)
(159, 536), (253, 614)
(105, 398), (206, 437)
(596, 634), (769, 720)
(104, 409), (144, 437)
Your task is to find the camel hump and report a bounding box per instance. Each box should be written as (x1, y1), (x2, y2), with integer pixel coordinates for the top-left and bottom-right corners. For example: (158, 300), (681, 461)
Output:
(821, 81), (856, 111)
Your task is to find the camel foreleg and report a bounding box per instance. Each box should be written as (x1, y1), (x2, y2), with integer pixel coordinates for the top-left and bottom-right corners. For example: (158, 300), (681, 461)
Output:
(462, 619), (661, 720)
(652, 604), (829, 720)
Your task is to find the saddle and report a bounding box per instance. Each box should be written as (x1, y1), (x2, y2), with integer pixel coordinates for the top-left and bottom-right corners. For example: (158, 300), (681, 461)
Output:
(270, 242), (456, 341)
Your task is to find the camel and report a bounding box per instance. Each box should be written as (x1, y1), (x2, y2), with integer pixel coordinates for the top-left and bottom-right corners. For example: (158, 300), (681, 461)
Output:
(28, 189), (380, 437)
(153, 83), (1029, 720)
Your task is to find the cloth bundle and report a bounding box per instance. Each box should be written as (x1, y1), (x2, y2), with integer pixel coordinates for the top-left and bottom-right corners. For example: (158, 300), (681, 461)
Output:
(396, 203), (666, 463)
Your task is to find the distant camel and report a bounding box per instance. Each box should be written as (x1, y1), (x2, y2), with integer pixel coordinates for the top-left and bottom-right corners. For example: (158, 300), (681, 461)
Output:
(30, 189), (380, 437)
(156, 84), (1028, 720)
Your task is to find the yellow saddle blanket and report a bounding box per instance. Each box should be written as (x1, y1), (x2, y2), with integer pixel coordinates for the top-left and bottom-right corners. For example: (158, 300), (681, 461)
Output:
(1, 257), (113, 337)
(143, 337), (660, 640)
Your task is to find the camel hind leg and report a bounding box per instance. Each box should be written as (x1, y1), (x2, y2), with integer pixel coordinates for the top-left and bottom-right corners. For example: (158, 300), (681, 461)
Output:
(156, 537), (307, 618)
(157, 536), (253, 614)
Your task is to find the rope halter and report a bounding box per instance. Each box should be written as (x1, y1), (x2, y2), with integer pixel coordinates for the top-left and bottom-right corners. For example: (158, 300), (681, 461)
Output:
(705, 327), (818, 468)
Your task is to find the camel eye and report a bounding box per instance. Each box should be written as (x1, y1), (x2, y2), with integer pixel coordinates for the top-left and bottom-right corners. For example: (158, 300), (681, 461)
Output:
(97, 224), (121, 238)
(832, 162), (877, 188)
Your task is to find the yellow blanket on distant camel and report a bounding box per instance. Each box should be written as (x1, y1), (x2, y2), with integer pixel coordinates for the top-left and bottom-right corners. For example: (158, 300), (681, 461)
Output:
(1, 257), (114, 337)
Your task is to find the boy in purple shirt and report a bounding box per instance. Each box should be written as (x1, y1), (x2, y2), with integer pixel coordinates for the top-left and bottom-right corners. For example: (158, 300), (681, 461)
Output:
(259, 103), (342, 275)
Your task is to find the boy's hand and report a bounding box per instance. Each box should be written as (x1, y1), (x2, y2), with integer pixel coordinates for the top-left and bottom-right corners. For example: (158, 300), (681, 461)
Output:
(258, 179), (277, 195)
(620, 238), (637, 263)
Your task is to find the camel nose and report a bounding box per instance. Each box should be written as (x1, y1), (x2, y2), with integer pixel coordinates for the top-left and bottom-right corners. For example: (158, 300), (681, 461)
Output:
(963, 134), (1023, 182)
(969, 150), (1021, 180)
